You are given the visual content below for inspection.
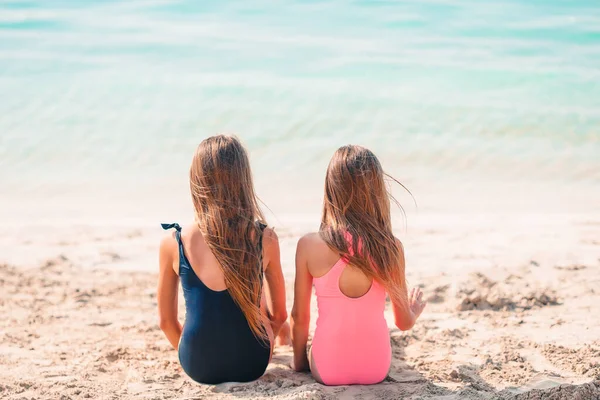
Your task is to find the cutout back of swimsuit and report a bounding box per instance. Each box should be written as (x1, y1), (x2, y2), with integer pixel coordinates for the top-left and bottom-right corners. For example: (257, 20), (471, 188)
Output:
(338, 265), (373, 299)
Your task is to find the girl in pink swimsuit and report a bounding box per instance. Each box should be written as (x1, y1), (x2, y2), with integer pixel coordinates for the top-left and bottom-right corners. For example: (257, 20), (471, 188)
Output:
(290, 145), (427, 385)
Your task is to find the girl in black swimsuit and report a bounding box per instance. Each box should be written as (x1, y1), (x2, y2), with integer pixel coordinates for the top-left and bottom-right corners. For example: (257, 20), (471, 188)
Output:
(157, 135), (288, 384)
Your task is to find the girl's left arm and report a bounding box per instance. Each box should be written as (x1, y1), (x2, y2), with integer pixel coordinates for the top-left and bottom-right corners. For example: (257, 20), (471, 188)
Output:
(290, 235), (313, 372)
(263, 228), (288, 337)
(157, 234), (182, 349)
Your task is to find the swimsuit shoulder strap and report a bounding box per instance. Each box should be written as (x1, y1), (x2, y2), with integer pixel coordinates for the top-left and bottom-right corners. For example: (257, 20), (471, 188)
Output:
(161, 222), (189, 269)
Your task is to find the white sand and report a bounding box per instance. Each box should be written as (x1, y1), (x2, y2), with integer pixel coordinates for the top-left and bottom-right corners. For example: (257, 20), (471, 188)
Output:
(1, 212), (599, 399)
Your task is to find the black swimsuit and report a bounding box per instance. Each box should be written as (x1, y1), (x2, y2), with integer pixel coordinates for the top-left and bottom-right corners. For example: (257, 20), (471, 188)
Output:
(161, 223), (270, 384)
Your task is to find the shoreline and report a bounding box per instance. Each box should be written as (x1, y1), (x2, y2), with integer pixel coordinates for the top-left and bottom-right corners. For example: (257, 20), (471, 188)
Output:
(1, 211), (598, 275)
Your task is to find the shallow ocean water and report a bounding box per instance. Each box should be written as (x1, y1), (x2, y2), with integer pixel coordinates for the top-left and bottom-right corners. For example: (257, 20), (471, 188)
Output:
(1, 0), (599, 222)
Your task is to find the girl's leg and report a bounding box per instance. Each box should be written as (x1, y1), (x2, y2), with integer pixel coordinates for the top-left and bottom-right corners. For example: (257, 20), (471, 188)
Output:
(308, 345), (325, 384)
(276, 321), (291, 346)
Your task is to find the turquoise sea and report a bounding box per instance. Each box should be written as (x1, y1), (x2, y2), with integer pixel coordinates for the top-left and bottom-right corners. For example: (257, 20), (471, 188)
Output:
(0, 0), (599, 221)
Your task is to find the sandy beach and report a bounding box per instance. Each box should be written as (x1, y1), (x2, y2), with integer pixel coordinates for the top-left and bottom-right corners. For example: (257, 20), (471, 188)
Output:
(2, 0), (600, 397)
(2, 212), (599, 399)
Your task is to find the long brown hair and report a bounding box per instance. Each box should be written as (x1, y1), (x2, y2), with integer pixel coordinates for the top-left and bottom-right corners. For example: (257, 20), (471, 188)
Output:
(320, 145), (408, 308)
(190, 135), (267, 340)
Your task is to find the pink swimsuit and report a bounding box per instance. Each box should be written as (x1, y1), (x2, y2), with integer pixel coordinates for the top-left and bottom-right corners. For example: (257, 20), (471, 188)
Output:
(311, 257), (391, 385)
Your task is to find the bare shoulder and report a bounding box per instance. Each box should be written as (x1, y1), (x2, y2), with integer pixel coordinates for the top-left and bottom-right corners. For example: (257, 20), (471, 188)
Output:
(298, 232), (321, 247)
(262, 226), (279, 248)
(261, 227), (280, 271)
(296, 233), (318, 267)
(298, 232), (340, 277)
(159, 231), (178, 266)
(395, 237), (405, 252)
(261, 227), (280, 261)
(297, 232), (330, 255)
(159, 222), (195, 265)
(181, 222), (201, 239)
(160, 230), (178, 251)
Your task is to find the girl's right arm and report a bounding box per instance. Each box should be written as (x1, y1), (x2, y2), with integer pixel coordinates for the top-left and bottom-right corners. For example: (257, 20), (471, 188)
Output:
(290, 235), (313, 372)
(391, 239), (426, 331)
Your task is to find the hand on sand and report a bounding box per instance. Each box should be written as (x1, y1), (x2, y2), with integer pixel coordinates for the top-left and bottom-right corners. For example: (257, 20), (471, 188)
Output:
(275, 321), (291, 347)
(409, 287), (426, 319)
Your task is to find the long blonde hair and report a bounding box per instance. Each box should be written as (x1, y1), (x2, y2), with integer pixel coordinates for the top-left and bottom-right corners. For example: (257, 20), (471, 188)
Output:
(320, 145), (408, 308)
(189, 135), (267, 340)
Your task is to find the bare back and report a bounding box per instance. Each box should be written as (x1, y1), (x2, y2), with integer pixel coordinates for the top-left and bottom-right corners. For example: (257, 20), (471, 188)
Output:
(173, 223), (269, 291)
(302, 232), (372, 299)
